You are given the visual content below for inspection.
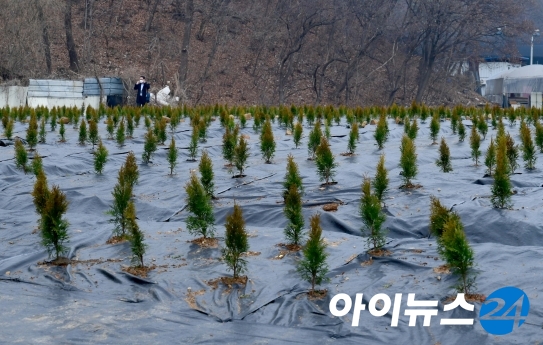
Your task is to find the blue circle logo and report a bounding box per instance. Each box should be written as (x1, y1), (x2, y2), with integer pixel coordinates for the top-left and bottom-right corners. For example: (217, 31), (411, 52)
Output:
(480, 286), (530, 335)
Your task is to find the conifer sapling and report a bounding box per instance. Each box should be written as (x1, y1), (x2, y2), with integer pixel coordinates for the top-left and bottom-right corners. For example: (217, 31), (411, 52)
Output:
(125, 201), (147, 268)
(94, 140), (108, 174)
(470, 125), (481, 165)
(374, 115), (389, 149)
(360, 177), (387, 252)
(78, 118), (87, 145)
(88, 120), (99, 149)
(315, 137), (337, 185)
(222, 203), (249, 279)
(373, 154), (389, 202)
(142, 128), (158, 164)
(234, 135), (249, 176)
(184, 172), (215, 239)
(167, 137), (178, 175)
(441, 215), (475, 294)
(283, 154), (303, 200)
(27, 114), (38, 151)
(484, 137), (496, 176)
(14, 139), (28, 173)
(491, 135), (512, 209)
(430, 115), (440, 144)
(40, 185), (70, 260)
(436, 137), (453, 172)
(399, 135), (418, 187)
(284, 185), (304, 246)
(199, 150), (214, 198)
(293, 122), (303, 148)
(297, 214), (329, 294)
(260, 119), (275, 163)
(32, 151), (44, 176)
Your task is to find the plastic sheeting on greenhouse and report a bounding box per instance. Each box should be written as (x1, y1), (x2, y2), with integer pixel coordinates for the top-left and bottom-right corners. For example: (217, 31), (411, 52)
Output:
(485, 65), (543, 106)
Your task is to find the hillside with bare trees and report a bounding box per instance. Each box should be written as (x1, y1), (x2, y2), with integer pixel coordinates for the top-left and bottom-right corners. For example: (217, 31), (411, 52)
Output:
(0, 0), (536, 106)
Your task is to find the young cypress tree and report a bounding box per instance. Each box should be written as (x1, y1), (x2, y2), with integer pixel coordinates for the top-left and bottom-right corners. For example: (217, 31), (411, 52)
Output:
(347, 124), (357, 154)
(59, 121), (66, 142)
(491, 135), (512, 209)
(4, 118), (13, 140)
(32, 170), (50, 215)
(477, 115), (488, 140)
(144, 115), (152, 130)
(234, 135), (249, 176)
(373, 154), (389, 202)
(399, 135), (418, 187)
(436, 137), (453, 172)
(297, 214), (329, 294)
(107, 167), (133, 238)
(142, 128), (158, 164)
(315, 137), (337, 185)
(38, 117), (46, 143)
(308, 121), (322, 159)
(50, 112), (57, 132)
(260, 119), (276, 163)
(158, 117), (168, 145)
(429, 115), (440, 144)
(458, 121), (466, 142)
(185, 172), (215, 239)
(484, 137), (496, 176)
(521, 125), (537, 169)
(125, 201), (147, 268)
(469, 125), (481, 165)
(126, 113), (135, 139)
(78, 118), (87, 145)
(222, 125), (238, 166)
(199, 150), (214, 198)
(441, 215), (475, 294)
(408, 118), (419, 140)
(506, 133), (519, 174)
(106, 116), (114, 139)
(188, 126), (199, 161)
(284, 185), (304, 246)
(283, 154), (303, 199)
(40, 185), (70, 260)
(31, 151), (44, 177)
(293, 121), (303, 148)
(116, 119), (126, 148)
(374, 115), (389, 149)
(222, 203), (249, 279)
(360, 177), (386, 252)
(14, 139), (28, 173)
(88, 120), (99, 149)
(27, 114), (38, 151)
(536, 121), (543, 153)
(429, 196), (452, 240)
(167, 137), (178, 175)
(94, 140), (108, 174)
(124, 151), (139, 187)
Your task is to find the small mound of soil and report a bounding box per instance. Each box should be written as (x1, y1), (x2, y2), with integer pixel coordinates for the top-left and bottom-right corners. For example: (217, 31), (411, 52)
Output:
(322, 203), (338, 212)
(308, 289), (328, 300)
(433, 264), (450, 274)
(241, 251), (261, 257)
(340, 152), (355, 156)
(190, 237), (219, 248)
(106, 235), (129, 245)
(206, 276), (248, 290)
(400, 183), (423, 189)
(38, 257), (71, 266)
(361, 258), (373, 267)
(368, 248), (392, 257)
(122, 265), (155, 278)
(444, 293), (486, 304)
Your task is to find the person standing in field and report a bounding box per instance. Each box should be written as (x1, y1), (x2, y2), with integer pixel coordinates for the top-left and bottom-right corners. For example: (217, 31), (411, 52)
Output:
(134, 76), (150, 107)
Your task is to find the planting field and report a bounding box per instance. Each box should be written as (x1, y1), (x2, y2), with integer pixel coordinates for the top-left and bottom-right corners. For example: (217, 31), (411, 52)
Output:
(0, 106), (542, 344)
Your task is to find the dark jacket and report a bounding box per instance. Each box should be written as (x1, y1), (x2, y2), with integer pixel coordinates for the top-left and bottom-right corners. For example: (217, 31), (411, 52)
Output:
(134, 82), (150, 105)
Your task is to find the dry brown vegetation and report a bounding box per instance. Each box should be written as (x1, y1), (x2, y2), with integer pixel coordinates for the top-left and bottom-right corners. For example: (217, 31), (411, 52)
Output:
(0, 0), (536, 106)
